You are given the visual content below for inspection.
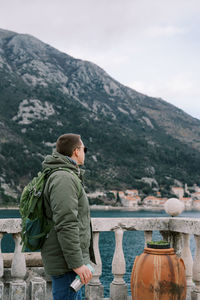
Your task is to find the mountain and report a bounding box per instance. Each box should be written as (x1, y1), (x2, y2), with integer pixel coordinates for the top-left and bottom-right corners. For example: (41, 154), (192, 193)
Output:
(0, 28), (200, 203)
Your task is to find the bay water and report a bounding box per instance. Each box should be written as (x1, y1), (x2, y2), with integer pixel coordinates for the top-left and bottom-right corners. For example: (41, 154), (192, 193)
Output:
(0, 209), (199, 297)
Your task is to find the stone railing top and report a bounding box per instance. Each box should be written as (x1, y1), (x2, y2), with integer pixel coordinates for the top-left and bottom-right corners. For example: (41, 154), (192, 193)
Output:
(0, 218), (21, 233)
(91, 217), (169, 231)
(91, 217), (200, 235)
(1, 217), (200, 235)
(169, 218), (200, 235)
(2, 252), (43, 268)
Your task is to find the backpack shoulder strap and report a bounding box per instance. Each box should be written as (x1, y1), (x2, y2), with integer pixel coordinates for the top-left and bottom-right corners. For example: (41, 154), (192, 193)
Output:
(45, 167), (82, 198)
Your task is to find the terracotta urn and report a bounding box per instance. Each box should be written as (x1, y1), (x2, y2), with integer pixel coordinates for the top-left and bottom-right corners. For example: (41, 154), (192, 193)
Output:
(131, 243), (186, 300)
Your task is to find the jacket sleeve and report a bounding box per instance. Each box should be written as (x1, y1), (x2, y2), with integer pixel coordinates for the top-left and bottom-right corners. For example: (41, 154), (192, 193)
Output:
(48, 170), (84, 269)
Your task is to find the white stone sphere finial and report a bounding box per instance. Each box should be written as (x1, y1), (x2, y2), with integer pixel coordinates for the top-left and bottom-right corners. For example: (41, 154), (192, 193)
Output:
(164, 198), (184, 217)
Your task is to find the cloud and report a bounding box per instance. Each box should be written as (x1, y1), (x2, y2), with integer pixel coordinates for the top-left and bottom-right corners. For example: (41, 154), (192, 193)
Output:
(166, 74), (195, 94)
(130, 74), (200, 99)
(146, 26), (188, 37)
(129, 74), (200, 119)
(1, 0), (198, 50)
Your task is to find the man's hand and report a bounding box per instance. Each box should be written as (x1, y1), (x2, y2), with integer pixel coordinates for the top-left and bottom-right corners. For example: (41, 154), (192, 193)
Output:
(73, 265), (93, 284)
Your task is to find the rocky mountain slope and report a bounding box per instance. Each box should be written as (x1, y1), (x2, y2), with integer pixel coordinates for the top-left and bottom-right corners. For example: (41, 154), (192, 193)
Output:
(0, 28), (200, 203)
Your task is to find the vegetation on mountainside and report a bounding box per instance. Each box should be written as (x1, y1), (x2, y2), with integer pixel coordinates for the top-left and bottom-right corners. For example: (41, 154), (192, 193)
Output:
(0, 29), (200, 204)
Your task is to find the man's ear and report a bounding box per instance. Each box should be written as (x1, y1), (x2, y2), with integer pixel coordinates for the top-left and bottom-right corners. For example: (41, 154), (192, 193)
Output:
(72, 148), (79, 158)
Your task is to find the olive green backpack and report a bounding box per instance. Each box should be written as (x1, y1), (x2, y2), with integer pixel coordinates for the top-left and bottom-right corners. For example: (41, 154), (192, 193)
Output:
(20, 167), (82, 251)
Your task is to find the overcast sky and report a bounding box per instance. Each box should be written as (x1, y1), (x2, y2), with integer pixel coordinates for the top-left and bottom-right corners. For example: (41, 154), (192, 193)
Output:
(1, 0), (200, 119)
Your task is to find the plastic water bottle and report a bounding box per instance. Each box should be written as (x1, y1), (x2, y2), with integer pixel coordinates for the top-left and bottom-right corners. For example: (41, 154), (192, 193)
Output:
(70, 264), (94, 292)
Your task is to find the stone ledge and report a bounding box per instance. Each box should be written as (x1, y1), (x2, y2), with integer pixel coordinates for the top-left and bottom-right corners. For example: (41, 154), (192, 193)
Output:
(91, 217), (170, 231)
(0, 219), (21, 233)
(2, 252), (43, 268)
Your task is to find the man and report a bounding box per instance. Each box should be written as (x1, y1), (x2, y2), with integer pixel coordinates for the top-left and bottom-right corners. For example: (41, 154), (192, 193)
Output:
(41, 133), (95, 300)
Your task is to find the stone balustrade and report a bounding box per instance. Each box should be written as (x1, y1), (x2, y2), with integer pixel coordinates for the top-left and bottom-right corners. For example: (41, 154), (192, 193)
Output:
(0, 217), (200, 299)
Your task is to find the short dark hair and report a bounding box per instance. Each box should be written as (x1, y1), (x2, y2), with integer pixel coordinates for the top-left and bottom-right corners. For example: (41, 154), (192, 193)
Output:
(56, 134), (81, 157)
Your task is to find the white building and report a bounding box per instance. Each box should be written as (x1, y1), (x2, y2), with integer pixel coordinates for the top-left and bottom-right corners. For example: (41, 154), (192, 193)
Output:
(180, 197), (192, 209)
(124, 189), (139, 196)
(143, 196), (167, 207)
(171, 187), (184, 199)
(121, 195), (140, 207)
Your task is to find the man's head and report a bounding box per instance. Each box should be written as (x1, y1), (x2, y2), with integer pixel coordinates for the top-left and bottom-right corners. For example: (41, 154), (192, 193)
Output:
(56, 133), (86, 165)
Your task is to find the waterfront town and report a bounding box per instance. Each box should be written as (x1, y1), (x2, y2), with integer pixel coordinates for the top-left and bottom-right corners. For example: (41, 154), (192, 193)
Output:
(88, 184), (200, 210)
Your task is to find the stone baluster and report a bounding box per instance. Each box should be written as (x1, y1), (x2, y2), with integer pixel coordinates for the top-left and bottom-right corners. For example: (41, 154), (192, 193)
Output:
(11, 233), (26, 279)
(171, 232), (183, 257)
(85, 232), (104, 300)
(160, 230), (170, 243)
(30, 277), (46, 300)
(0, 233), (3, 278)
(10, 233), (26, 300)
(181, 233), (193, 287)
(191, 235), (200, 300)
(144, 231), (152, 246)
(0, 233), (4, 299)
(110, 228), (127, 300)
(161, 231), (182, 257)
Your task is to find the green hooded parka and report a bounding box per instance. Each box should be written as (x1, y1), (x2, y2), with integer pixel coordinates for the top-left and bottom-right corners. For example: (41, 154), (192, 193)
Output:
(41, 151), (95, 276)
